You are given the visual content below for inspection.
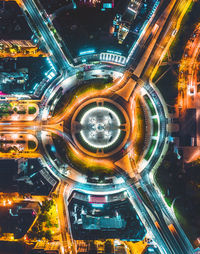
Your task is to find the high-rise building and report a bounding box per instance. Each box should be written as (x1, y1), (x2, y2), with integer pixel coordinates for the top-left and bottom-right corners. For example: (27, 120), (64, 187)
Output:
(112, 0), (142, 44)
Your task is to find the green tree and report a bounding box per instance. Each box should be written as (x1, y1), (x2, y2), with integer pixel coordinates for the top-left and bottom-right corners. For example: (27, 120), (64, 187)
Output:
(37, 230), (45, 239)
(41, 200), (54, 213)
(28, 106), (36, 114)
(38, 213), (49, 223)
(105, 240), (113, 254)
(45, 230), (53, 241)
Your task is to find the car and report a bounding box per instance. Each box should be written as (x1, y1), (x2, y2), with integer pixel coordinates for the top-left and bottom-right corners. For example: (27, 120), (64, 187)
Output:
(172, 29), (177, 36)
(188, 85), (195, 95)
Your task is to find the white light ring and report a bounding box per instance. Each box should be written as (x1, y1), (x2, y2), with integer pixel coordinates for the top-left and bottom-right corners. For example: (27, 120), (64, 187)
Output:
(80, 106), (121, 149)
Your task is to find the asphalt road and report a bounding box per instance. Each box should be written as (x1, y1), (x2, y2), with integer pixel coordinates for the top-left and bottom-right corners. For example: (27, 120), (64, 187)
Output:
(20, 0), (73, 72)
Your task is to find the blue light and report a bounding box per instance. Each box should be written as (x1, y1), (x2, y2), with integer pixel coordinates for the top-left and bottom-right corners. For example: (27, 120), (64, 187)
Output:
(103, 3), (112, 8)
(51, 146), (56, 152)
(107, 50), (122, 55)
(122, 27), (129, 32)
(33, 83), (38, 90)
(148, 248), (154, 252)
(79, 49), (95, 56)
(72, 0), (76, 9)
(91, 204), (104, 208)
(47, 71), (56, 79)
(46, 57), (57, 71)
(82, 59), (86, 63)
(124, 141), (131, 149)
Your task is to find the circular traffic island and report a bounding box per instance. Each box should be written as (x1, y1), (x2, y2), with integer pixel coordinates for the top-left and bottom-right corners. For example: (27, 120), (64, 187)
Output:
(71, 98), (130, 157)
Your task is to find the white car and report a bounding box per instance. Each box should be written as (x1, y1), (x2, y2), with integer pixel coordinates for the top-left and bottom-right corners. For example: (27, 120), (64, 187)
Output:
(188, 85), (195, 96)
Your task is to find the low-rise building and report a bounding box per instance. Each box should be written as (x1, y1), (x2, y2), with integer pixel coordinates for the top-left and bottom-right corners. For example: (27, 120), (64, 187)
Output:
(32, 241), (61, 254)
(0, 201), (39, 239)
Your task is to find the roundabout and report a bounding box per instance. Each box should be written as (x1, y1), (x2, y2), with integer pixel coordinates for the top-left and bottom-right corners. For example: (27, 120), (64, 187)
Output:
(38, 68), (174, 252)
(40, 66), (168, 182)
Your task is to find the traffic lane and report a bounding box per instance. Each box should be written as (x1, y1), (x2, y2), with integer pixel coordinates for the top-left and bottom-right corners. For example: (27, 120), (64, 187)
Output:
(133, 0), (178, 78)
(126, 184), (173, 254)
(142, 176), (194, 254)
(23, 0), (71, 71)
(127, 0), (170, 66)
(143, 0), (191, 79)
(136, 182), (186, 254)
(57, 182), (71, 253)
